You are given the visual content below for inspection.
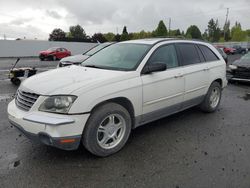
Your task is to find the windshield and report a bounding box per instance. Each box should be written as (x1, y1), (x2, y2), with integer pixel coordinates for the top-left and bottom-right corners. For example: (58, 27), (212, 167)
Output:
(82, 43), (150, 71)
(85, 43), (111, 56)
(241, 53), (250, 60)
(47, 47), (58, 51)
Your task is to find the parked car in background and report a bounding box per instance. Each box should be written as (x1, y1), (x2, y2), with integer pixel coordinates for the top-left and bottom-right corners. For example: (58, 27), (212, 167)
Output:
(233, 45), (248, 54)
(216, 47), (228, 64)
(8, 39), (227, 157)
(58, 42), (114, 67)
(227, 52), (250, 82)
(39, 47), (71, 61)
(216, 45), (236, 55)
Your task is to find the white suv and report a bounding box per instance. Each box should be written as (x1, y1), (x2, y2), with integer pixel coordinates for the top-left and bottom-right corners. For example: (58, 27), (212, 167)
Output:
(8, 39), (227, 157)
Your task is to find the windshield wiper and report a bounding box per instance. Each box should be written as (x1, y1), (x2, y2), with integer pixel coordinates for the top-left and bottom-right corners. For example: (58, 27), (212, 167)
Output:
(84, 64), (104, 69)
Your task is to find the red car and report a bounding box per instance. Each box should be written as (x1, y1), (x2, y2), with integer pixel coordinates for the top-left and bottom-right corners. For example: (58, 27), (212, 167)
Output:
(39, 47), (71, 61)
(216, 45), (236, 55)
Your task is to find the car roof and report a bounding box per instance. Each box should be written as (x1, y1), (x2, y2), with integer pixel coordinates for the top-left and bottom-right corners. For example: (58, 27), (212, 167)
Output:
(121, 38), (174, 45)
(121, 38), (211, 46)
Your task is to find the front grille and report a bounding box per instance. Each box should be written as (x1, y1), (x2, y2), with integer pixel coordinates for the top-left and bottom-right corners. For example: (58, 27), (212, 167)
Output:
(234, 67), (250, 79)
(15, 90), (40, 111)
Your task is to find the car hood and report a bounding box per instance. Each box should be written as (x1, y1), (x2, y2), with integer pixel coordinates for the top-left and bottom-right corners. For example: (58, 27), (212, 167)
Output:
(60, 54), (89, 63)
(233, 60), (250, 68)
(21, 65), (134, 95)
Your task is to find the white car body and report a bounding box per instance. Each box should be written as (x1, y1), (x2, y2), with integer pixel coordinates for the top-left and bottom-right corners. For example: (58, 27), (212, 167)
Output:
(8, 39), (227, 151)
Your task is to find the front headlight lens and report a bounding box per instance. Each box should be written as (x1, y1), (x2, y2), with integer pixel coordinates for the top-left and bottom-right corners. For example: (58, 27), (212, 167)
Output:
(229, 65), (237, 70)
(39, 95), (77, 114)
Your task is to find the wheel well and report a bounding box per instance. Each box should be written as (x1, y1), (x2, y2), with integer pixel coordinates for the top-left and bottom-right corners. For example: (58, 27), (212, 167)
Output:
(214, 78), (222, 86)
(91, 97), (135, 128)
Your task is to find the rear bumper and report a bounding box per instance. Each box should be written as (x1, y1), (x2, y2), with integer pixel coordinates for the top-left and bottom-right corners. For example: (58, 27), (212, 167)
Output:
(8, 100), (90, 150)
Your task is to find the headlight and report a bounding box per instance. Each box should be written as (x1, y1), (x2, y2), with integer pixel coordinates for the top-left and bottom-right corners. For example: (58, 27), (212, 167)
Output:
(229, 65), (237, 70)
(39, 95), (77, 114)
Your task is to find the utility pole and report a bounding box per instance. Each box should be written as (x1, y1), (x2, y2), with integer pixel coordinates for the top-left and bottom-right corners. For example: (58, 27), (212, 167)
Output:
(3, 34), (6, 40)
(169, 18), (171, 36)
(223, 8), (229, 40)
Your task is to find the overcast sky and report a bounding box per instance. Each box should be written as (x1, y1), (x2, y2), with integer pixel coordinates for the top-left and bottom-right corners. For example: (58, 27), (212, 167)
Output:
(0, 0), (250, 40)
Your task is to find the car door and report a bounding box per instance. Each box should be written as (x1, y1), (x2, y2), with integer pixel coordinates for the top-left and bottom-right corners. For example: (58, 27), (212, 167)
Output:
(141, 44), (185, 123)
(176, 43), (209, 109)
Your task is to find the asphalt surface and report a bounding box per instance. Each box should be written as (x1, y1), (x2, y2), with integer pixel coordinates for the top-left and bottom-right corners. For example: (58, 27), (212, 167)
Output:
(1, 55), (250, 188)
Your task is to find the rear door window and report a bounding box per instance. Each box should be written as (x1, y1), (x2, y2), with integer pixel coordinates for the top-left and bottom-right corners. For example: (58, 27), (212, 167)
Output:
(176, 43), (201, 66)
(198, 45), (219, 62)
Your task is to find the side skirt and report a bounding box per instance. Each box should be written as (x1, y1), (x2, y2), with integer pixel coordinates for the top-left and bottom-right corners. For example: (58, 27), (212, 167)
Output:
(134, 95), (205, 128)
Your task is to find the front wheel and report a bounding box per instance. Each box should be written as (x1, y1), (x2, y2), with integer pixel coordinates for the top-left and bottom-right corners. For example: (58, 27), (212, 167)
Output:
(83, 103), (132, 157)
(200, 82), (222, 113)
(51, 55), (57, 61)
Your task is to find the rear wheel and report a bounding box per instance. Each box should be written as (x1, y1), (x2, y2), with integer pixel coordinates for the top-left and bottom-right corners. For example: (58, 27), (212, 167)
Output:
(200, 82), (222, 113)
(83, 103), (132, 157)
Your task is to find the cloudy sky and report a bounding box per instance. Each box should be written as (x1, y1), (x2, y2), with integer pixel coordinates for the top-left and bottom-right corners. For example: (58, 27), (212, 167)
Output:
(0, 0), (250, 40)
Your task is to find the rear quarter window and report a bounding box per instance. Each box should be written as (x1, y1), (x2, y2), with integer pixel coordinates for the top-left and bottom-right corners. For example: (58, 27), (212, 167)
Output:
(198, 45), (219, 62)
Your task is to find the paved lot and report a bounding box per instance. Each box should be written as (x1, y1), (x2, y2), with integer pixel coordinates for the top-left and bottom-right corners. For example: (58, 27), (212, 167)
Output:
(0, 55), (250, 188)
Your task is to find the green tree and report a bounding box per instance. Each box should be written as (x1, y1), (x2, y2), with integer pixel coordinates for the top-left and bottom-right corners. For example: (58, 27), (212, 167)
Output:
(202, 30), (209, 41)
(69, 25), (87, 39)
(246, 29), (250, 37)
(207, 19), (221, 42)
(169, 29), (181, 37)
(49, 28), (66, 41)
(153, 20), (168, 37)
(175, 29), (181, 36)
(92, 33), (107, 43)
(120, 26), (129, 41)
(231, 22), (247, 41)
(113, 34), (121, 42)
(103, 32), (116, 41)
(186, 25), (202, 39)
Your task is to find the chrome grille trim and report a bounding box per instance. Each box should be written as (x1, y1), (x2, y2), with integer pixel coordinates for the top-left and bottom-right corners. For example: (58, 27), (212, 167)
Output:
(15, 90), (40, 111)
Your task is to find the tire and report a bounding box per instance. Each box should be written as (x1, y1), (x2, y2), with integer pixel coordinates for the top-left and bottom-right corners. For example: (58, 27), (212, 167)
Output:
(200, 82), (222, 113)
(11, 77), (21, 86)
(83, 103), (132, 157)
(52, 55), (57, 61)
(40, 58), (44, 61)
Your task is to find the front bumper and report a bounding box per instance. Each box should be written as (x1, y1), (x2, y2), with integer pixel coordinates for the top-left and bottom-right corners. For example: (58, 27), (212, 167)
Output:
(8, 100), (90, 150)
(227, 70), (250, 82)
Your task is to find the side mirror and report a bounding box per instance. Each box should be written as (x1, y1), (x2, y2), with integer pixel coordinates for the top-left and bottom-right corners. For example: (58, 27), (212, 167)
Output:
(142, 63), (167, 74)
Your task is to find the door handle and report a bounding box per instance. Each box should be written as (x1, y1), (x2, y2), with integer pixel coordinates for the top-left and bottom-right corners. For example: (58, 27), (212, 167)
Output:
(174, 74), (183, 78)
(203, 67), (210, 71)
